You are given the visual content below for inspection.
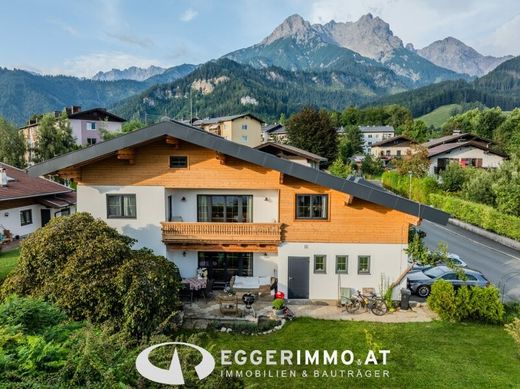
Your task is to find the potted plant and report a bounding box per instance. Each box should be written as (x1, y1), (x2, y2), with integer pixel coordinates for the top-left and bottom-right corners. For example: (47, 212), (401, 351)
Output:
(272, 298), (285, 317)
(223, 286), (236, 296)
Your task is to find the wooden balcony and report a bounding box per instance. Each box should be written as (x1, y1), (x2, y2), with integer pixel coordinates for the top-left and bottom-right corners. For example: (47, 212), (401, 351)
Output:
(161, 222), (282, 253)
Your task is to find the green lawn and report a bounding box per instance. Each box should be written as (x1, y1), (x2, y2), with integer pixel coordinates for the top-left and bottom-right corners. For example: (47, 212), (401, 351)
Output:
(417, 104), (462, 128)
(201, 318), (520, 388)
(0, 247), (19, 280)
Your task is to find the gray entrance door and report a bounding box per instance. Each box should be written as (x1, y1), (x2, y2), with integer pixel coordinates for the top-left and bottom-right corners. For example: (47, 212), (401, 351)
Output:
(288, 256), (309, 299)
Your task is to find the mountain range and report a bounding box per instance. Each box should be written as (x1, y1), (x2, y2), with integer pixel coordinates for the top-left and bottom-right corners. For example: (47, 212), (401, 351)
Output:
(224, 14), (466, 87)
(373, 56), (520, 116)
(0, 13), (516, 126)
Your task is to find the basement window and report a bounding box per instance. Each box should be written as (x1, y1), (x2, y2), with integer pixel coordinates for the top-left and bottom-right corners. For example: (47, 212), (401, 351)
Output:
(169, 156), (188, 169)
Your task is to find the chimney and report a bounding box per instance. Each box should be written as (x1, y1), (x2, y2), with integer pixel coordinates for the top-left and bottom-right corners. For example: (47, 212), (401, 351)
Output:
(0, 168), (8, 187)
(72, 105), (81, 113)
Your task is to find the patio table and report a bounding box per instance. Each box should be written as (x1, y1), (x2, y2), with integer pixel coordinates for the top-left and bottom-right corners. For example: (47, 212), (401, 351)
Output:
(182, 277), (207, 291)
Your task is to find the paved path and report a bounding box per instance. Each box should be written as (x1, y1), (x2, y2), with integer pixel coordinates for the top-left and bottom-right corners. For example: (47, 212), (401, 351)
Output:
(420, 220), (520, 302)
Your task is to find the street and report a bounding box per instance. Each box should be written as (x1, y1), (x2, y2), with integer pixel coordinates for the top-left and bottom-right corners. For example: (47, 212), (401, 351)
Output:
(420, 220), (520, 302)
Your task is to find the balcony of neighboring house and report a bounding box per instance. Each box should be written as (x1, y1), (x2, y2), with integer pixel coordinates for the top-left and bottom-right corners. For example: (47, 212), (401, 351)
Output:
(162, 190), (282, 252)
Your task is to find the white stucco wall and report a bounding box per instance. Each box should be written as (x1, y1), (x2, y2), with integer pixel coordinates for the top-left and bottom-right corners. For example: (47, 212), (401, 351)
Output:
(77, 185), (166, 255)
(70, 120), (123, 146)
(0, 204), (43, 237)
(429, 146), (505, 174)
(277, 242), (407, 300)
(166, 189), (279, 223)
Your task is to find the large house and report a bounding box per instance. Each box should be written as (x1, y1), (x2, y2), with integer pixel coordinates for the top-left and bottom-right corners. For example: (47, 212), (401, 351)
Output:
(359, 125), (395, 154)
(0, 163), (76, 240)
(27, 121), (448, 300)
(370, 135), (418, 160)
(422, 132), (506, 174)
(193, 113), (264, 147)
(20, 106), (126, 163)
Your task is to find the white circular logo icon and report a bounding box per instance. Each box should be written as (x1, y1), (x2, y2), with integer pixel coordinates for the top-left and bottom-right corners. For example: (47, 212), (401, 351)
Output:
(135, 341), (216, 385)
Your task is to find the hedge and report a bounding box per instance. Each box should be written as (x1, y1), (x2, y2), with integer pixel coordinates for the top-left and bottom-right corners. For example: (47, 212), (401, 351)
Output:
(429, 193), (520, 241)
(381, 171), (439, 204)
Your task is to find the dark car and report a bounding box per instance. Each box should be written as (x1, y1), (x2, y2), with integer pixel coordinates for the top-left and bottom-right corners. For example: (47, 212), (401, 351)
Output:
(407, 265), (490, 297)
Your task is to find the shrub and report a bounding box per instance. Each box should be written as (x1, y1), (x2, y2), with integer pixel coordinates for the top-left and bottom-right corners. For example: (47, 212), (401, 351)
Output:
(505, 318), (520, 355)
(382, 171), (439, 203)
(428, 280), (504, 323)
(429, 193), (520, 241)
(0, 295), (66, 334)
(462, 169), (496, 206)
(1, 213), (182, 339)
(440, 162), (467, 192)
(272, 298), (285, 310)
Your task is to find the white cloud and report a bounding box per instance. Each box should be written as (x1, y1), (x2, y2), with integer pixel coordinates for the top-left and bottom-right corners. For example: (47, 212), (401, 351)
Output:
(45, 52), (168, 78)
(105, 31), (154, 48)
(47, 18), (78, 36)
(180, 8), (198, 22)
(485, 14), (520, 56)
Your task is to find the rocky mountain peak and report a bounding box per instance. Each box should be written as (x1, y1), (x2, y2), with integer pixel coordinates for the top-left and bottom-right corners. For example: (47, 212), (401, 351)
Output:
(261, 14), (316, 45)
(417, 37), (513, 77)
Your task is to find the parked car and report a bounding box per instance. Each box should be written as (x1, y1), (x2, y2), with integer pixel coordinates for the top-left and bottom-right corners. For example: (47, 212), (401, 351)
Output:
(407, 265), (490, 297)
(410, 253), (468, 272)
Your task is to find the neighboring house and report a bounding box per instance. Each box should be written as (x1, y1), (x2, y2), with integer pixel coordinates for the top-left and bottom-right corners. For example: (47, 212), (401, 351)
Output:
(254, 142), (327, 169)
(359, 126), (395, 154)
(193, 113), (264, 147)
(263, 123), (288, 143)
(27, 120), (448, 300)
(0, 163), (76, 239)
(371, 136), (418, 160)
(423, 132), (506, 174)
(20, 106), (126, 163)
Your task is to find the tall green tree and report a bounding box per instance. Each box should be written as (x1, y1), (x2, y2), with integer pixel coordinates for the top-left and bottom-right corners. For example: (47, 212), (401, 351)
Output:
(0, 117), (26, 167)
(338, 125), (363, 161)
(401, 120), (430, 142)
(287, 107), (337, 165)
(100, 119), (146, 141)
(33, 112), (76, 162)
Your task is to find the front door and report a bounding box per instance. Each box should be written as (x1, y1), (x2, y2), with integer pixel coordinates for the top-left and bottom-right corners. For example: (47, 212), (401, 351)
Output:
(41, 209), (51, 227)
(288, 256), (309, 299)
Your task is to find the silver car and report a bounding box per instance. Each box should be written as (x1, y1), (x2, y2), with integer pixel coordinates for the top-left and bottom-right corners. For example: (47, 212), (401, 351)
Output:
(407, 265), (490, 297)
(410, 253), (468, 273)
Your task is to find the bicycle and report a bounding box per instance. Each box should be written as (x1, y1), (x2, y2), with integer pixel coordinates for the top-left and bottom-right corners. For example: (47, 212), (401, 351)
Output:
(345, 290), (388, 316)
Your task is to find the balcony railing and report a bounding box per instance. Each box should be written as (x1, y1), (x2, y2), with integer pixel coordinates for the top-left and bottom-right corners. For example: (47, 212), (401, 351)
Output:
(161, 222), (282, 244)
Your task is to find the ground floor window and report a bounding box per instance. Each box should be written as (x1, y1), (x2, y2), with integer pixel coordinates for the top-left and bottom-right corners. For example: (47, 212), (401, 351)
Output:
(20, 209), (32, 226)
(313, 255), (326, 273)
(335, 255), (348, 274)
(198, 252), (253, 284)
(358, 255), (371, 274)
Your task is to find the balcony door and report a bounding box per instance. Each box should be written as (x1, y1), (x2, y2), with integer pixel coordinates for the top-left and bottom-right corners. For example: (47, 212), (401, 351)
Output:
(197, 195), (252, 223)
(198, 252), (253, 286)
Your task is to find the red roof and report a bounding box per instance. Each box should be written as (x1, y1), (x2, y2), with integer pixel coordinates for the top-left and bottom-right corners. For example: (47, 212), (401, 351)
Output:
(0, 163), (72, 202)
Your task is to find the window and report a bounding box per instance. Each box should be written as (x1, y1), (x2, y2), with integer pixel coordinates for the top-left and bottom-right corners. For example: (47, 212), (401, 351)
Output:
(358, 256), (371, 274)
(442, 273), (458, 280)
(336, 255), (348, 274)
(20, 209), (32, 226)
(87, 122), (96, 130)
(169, 156), (188, 168)
(396, 150), (401, 157)
(386, 150), (391, 156)
(314, 255), (326, 274)
(87, 138), (97, 145)
(296, 194), (328, 219)
(241, 135), (248, 142)
(197, 195), (253, 222)
(198, 252), (253, 283)
(368, 134), (373, 138)
(241, 124), (248, 130)
(107, 194), (136, 219)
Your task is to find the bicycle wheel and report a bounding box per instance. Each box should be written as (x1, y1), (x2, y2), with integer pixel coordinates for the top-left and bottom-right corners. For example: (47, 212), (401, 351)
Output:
(371, 299), (388, 316)
(346, 301), (361, 313)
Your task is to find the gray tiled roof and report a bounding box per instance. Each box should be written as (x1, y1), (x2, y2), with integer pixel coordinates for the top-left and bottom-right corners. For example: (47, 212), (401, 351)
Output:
(27, 120), (449, 225)
(255, 142), (327, 162)
(193, 113), (264, 126)
(359, 125), (395, 133)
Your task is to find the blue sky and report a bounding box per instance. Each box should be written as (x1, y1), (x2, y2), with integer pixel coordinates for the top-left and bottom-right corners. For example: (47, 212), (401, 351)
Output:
(1, 0), (519, 77)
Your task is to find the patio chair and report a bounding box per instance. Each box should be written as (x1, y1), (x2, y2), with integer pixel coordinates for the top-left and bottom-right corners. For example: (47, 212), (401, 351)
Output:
(180, 283), (193, 305)
(201, 279), (214, 303)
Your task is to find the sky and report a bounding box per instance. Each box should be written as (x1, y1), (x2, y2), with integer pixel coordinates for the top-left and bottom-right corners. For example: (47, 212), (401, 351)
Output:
(1, 0), (519, 78)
